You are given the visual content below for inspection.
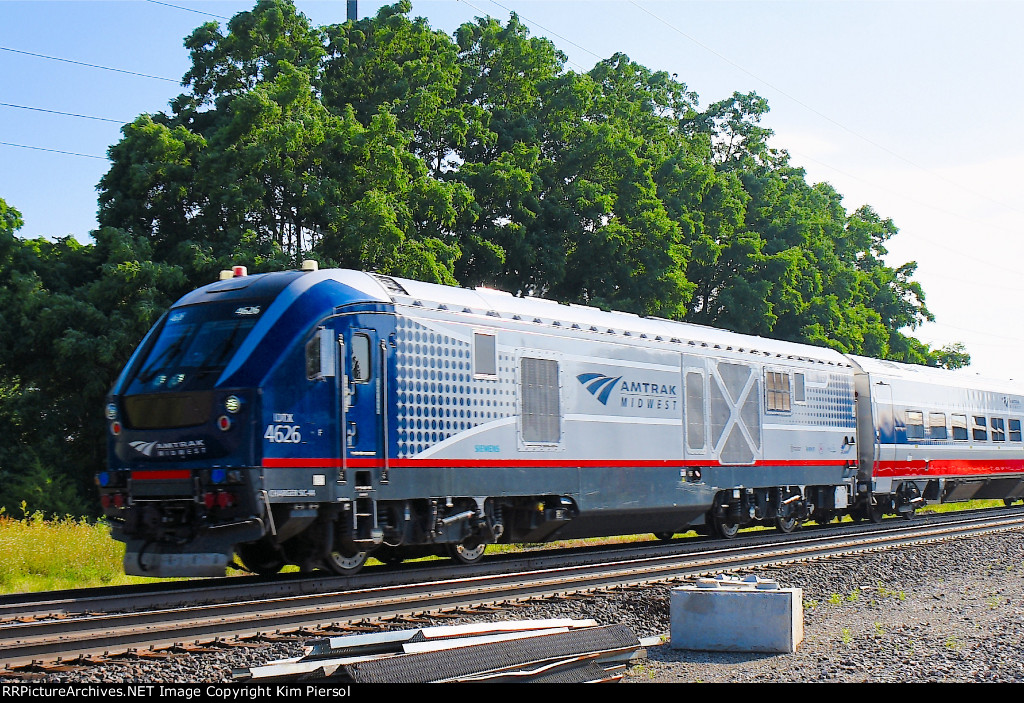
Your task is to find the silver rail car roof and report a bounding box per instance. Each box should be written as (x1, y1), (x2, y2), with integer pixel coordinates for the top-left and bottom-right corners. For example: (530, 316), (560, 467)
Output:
(850, 354), (1024, 394)
(379, 272), (853, 368)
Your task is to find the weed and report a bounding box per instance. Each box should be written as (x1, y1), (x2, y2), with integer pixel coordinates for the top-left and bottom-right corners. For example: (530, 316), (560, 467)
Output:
(945, 636), (962, 652)
(828, 593), (843, 605)
(841, 628), (852, 645)
(805, 599), (819, 609)
(629, 663), (656, 680)
(846, 590), (859, 602)
(0, 512), (174, 594)
(874, 622), (885, 636)
(987, 595), (1001, 610)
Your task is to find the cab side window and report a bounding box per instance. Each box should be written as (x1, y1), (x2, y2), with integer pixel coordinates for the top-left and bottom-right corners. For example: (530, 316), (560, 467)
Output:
(351, 333), (372, 383)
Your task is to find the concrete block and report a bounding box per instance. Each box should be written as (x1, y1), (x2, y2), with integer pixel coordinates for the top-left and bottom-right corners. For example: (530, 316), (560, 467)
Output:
(670, 575), (803, 653)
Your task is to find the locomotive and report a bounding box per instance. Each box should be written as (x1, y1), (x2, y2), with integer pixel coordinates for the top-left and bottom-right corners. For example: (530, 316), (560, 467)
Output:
(98, 264), (1024, 577)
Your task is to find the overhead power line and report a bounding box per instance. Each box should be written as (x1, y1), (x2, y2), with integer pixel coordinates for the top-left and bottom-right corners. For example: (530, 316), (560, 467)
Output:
(144, 0), (230, 21)
(0, 46), (179, 83)
(0, 102), (125, 124)
(0, 141), (108, 160)
(456, 0), (590, 72)
(485, 0), (604, 61)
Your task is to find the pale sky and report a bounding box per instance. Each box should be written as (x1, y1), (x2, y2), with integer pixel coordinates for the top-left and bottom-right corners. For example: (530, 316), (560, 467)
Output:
(2, 0), (1022, 379)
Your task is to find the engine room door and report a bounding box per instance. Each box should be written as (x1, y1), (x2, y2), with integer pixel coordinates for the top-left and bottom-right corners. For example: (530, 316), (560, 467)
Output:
(340, 327), (384, 469)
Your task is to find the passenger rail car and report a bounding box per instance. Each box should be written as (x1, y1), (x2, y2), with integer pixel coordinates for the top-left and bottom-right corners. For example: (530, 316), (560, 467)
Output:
(97, 265), (1024, 577)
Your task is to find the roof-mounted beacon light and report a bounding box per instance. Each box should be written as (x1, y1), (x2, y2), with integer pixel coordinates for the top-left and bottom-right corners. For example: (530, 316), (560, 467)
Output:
(301, 260), (319, 272)
(219, 270), (234, 281)
(232, 265), (248, 277)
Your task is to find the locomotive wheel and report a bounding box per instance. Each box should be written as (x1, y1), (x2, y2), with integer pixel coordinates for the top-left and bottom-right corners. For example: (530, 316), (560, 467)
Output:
(325, 547), (368, 575)
(446, 537), (487, 565)
(710, 514), (740, 539)
(868, 503), (885, 523)
(236, 541), (285, 576)
(653, 532), (675, 541)
(775, 516), (799, 534)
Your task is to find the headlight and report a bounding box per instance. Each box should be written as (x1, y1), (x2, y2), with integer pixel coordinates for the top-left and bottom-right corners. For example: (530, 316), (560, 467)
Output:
(225, 395), (243, 414)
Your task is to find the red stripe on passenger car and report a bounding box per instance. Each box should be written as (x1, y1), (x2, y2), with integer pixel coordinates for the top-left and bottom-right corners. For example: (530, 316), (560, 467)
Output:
(874, 459), (1024, 477)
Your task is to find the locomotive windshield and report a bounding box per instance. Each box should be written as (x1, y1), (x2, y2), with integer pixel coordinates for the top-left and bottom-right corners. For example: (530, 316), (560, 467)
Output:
(125, 300), (266, 395)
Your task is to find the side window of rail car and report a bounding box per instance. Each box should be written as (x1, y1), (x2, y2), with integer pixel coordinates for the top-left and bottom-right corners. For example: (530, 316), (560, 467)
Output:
(1010, 419), (1022, 442)
(473, 332), (498, 379)
(685, 371), (706, 451)
(972, 415), (988, 441)
(952, 414), (968, 441)
(991, 417), (1006, 442)
(351, 333), (372, 383)
(792, 372), (806, 404)
(928, 412), (948, 440)
(764, 370), (791, 413)
(305, 334), (322, 380)
(305, 328), (335, 381)
(905, 410), (925, 440)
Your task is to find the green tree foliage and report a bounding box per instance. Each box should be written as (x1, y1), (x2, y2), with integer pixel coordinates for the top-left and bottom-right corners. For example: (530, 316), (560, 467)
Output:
(4, 0), (970, 515)
(100, 0), (470, 285)
(0, 199), (186, 515)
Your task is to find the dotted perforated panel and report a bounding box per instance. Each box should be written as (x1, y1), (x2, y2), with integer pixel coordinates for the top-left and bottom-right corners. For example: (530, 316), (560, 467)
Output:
(394, 316), (517, 457)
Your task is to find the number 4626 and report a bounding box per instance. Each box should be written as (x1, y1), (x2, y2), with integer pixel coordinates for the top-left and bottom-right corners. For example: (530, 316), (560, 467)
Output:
(265, 424), (301, 443)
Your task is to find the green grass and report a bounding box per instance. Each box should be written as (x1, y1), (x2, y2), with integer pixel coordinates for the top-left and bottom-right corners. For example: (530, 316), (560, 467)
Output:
(919, 498), (1004, 514)
(0, 508), (166, 594)
(0, 497), (1010, 594)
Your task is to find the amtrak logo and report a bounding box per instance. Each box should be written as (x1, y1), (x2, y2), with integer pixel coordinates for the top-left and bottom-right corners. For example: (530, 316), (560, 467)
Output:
(129, 441), (159, 457)
(577, 373), (623, 405)
(129, 439), (206, 457)
(577, 372), (680, 412)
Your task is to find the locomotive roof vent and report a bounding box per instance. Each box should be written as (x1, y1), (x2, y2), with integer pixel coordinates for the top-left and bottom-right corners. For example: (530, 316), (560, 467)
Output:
(369, 273), (409, 296)
(301, 259), (319, 272)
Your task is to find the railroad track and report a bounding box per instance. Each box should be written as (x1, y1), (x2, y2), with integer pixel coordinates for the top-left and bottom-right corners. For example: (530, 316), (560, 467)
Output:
(3, 508), (1023, 671)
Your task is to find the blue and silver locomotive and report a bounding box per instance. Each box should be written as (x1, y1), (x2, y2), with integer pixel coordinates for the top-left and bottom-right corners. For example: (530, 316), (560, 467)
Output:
(99, 264), (1024, 577)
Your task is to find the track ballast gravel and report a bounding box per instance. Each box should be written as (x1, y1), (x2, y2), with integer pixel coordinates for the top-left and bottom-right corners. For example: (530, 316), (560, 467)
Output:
(4, 528), (1024, 684)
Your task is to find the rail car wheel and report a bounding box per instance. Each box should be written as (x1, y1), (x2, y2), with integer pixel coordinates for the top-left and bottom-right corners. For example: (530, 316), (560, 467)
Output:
(868, 502), (885, 524)
(653, 532), (675, 541)
(325, 547), (368, 575)
(236, 541), (285, 576)
(775, 516), (799, 534)
(446, 537), (487, 565)
(710, 515), (740, 539)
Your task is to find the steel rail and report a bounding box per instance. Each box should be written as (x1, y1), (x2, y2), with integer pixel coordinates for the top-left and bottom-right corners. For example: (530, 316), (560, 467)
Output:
(5, 505), (1019, 623)
(2, 510), (1022, 670)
